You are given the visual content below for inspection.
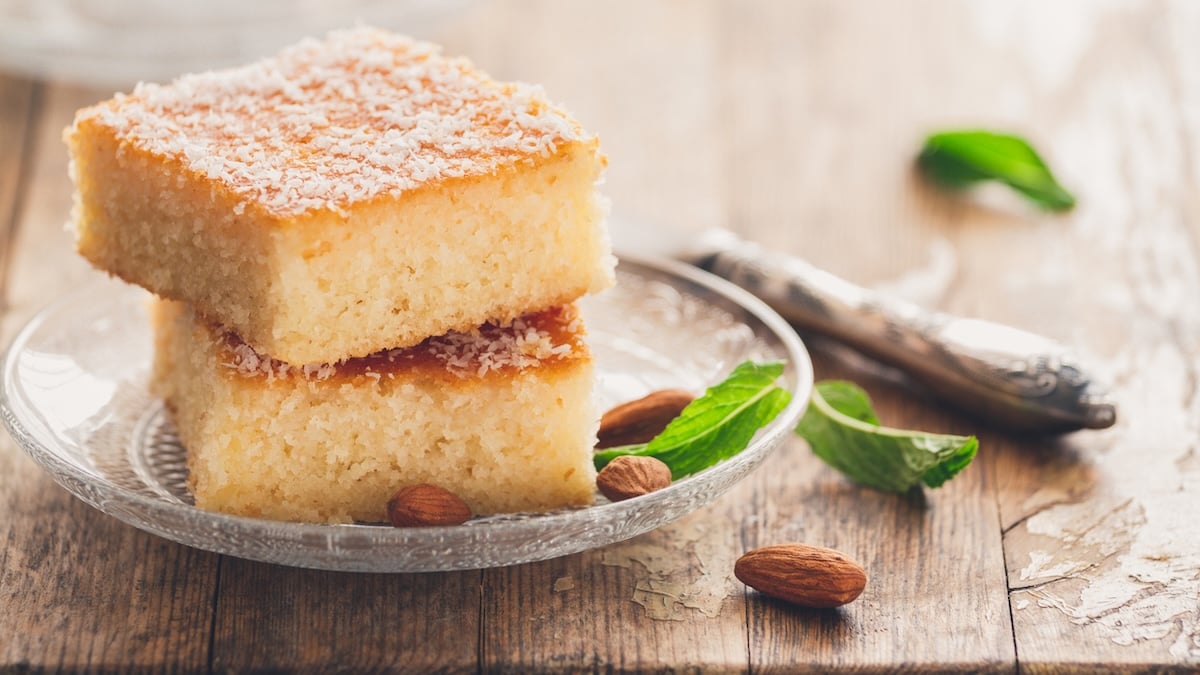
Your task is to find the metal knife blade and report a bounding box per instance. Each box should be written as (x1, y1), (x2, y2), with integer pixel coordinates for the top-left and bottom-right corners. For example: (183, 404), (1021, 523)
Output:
(609, 217), (1117, 433)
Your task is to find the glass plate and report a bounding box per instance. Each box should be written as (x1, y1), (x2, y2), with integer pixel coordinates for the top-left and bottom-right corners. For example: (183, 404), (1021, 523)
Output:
(0, 256), (811, 572)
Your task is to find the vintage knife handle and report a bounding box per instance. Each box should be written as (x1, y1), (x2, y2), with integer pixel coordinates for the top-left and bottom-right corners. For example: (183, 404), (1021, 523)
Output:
(689, 230), (1116, 432)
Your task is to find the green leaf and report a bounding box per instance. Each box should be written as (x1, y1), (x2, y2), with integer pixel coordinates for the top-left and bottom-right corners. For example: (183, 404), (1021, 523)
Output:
(796, 381), (978, 493)
(594, 360), (793, 480)
(917, 130), (1076, 211)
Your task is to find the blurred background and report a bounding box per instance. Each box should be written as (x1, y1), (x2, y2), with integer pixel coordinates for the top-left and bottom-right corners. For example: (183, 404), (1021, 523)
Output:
(3, 0), (1197, 346)
(2, 0), (1195, 336)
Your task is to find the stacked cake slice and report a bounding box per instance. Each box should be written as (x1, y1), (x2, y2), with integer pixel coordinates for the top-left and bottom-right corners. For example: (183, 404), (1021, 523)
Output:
(66, 28), (615, 523)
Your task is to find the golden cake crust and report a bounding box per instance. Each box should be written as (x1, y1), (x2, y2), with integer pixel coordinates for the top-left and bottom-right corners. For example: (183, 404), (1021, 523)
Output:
(70, 27), (596, 221)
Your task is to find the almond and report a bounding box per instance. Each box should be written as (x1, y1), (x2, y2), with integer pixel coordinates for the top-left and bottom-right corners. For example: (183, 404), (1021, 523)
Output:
(387, 484), (472, 527)
(596, 455), (672, 501)
(734, 544), (867, 608)
(596, 389), (695, 449)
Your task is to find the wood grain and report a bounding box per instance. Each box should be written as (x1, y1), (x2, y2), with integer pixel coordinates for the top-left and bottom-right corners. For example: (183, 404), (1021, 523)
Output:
(481, 511), (751, 672)
(977, 2), (1200, 671)
(723, 1), (1197, 672)
(724, 4), (1015, 670)
(741, 355), (1015, 674)
(211, 561), (480, 674)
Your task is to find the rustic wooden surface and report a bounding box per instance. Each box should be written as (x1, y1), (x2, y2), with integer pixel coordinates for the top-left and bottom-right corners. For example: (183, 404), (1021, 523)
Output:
(1, 1), (1197, 672)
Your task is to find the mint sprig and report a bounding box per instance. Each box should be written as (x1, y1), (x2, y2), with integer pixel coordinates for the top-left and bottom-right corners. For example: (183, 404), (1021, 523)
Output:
(594, 360), (792, 479)
(796, 381), (977, 493)
(917, 130), (1076, 211)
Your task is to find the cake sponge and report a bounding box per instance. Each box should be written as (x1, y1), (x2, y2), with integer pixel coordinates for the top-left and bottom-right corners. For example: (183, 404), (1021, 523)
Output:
(151, 299), (599, 524)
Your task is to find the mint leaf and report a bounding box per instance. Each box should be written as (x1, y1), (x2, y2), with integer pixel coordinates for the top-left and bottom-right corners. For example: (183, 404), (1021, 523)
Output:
(594, 360), (792, 480)
(917, 130), (1076, 211)
(796, 381), (977, 493)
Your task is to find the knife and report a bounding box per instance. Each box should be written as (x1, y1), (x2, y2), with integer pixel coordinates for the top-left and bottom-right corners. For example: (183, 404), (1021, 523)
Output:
(611, 220), (1117, 433)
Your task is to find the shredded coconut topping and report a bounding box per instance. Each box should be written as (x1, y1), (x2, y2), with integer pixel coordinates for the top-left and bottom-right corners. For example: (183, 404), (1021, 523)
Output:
(222, 342), (337, 383)
(404, 314), (579, 378)
(77, 27), (588, 217)
(219, 307), (585, 381)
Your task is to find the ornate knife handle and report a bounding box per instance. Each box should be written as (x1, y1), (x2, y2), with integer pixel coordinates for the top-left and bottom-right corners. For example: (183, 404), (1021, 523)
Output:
(690, 230), (1116, 432)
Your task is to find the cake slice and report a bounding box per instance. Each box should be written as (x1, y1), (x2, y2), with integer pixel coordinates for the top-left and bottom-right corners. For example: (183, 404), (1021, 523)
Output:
(69, 27), (613, 365)
(151, 299), (599, 523)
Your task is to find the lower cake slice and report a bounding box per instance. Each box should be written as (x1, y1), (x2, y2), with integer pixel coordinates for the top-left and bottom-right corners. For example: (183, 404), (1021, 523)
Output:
(151, 299), (598, 524)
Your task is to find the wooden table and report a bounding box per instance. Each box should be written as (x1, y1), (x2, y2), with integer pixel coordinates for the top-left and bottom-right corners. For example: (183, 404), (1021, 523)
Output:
(2, 1), (1198, 672)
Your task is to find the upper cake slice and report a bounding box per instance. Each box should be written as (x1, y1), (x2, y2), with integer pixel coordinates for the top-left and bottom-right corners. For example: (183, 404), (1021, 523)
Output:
(67, 27), (614, 365)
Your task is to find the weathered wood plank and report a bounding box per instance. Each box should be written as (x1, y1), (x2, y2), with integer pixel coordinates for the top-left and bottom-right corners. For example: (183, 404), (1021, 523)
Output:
(978, 1), (1200, 671)
(211, 561), (481, 674)
(723, 2), (1015, 671)
(0, 82), (219, 673)
(742, 354), (1015, 674)
(481, 511), (751, 673)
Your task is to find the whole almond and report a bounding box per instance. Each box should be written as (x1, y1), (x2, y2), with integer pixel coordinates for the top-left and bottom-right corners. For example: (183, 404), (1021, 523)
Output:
(734, 544), (867, 608)
(596, 455), (673, 501)
(387, 484), (472, 527)
(596, 389), (695, 449)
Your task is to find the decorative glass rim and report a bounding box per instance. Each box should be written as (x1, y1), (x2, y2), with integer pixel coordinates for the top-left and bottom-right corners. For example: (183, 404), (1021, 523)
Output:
(1, 255), (812, 572)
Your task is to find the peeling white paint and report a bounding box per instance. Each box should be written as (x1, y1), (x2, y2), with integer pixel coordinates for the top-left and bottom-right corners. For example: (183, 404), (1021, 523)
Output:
(1013, 341), (1200, 652)
(993, 2), (1200, 655)
(1019, 550), (1087, 583)
(599, 515), (739, 621)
